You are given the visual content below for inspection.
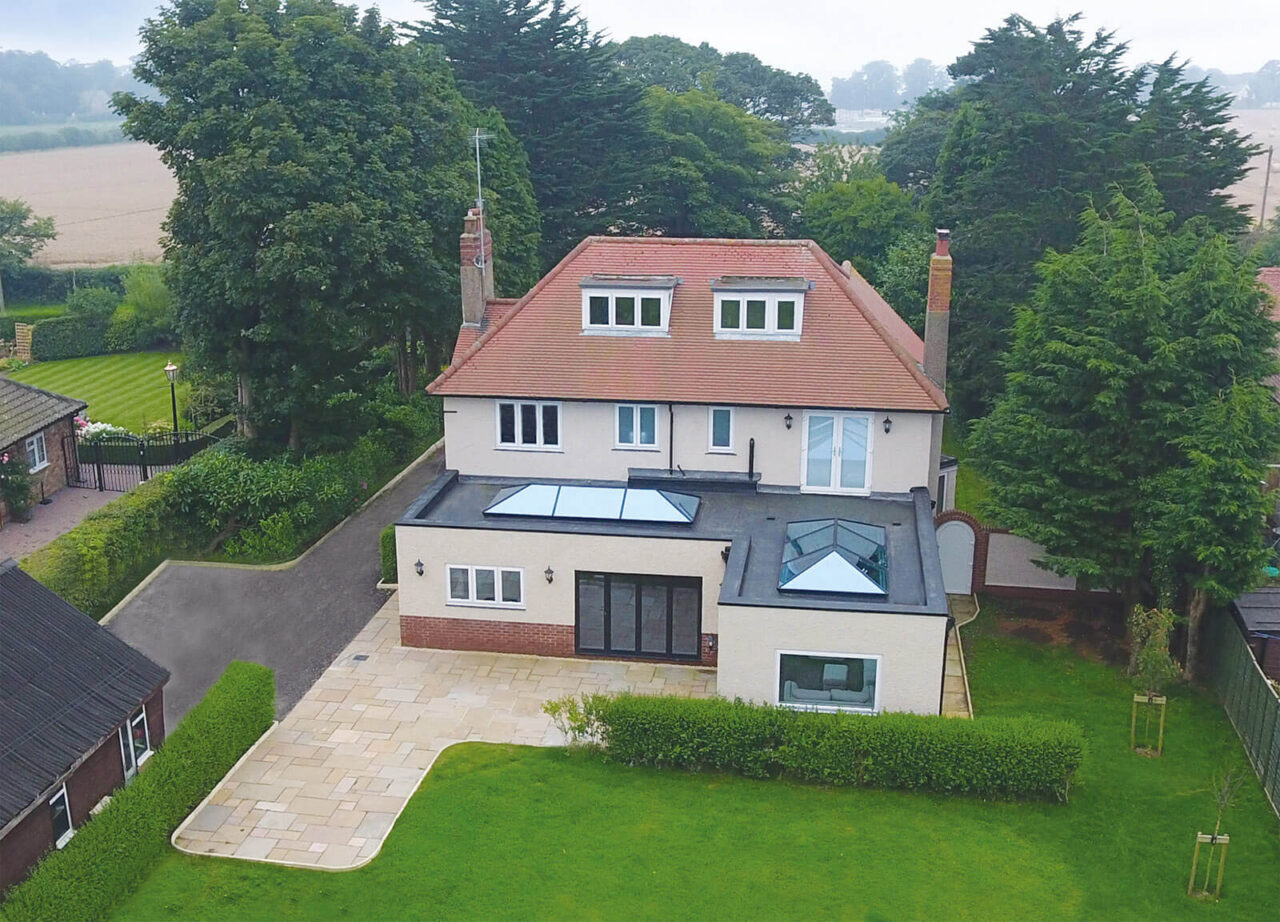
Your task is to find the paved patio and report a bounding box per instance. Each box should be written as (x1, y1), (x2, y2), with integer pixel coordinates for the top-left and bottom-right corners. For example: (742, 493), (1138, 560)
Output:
(173, 593), (717, 870)
(0, 486), (115, 560)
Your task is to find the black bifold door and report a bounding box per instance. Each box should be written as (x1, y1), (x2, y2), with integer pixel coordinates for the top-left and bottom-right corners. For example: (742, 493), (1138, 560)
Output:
(576, 572), (701, 660)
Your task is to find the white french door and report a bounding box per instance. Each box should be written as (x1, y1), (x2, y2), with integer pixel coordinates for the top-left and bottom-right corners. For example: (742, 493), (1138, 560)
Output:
(801, 412), (871, 493)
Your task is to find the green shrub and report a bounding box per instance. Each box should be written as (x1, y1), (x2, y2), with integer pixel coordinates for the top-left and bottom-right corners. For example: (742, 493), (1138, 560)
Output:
(380, 524), (397, 583)
(19, 474), (203, 618)
(64, 287), (121, 317)
(0, 662), (274, 922)
(0, 265), (128, 305)
(557, 693), (1086, 802)
(28, 312), (111, 360)
(105, 266), (174, 351)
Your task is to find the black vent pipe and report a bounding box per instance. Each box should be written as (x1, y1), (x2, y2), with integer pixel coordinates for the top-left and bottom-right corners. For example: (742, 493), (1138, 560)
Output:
(748, 437), (755, 480)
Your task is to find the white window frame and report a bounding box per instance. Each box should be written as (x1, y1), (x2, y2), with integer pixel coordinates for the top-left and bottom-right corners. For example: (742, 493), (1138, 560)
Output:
(119, 707), (153, 781)
(775, 649), (882, 715)
(445, 564), (525, 609)
(25, 431), (48, 473)
(614, 404), (661, 451)
(49, 784), (74, 849)
(581, 288), (672, 335)
(713, 292), (804, 339)
(707, 406), (735, 453)
(799, 410), (874, 496)
(495, 400), (561, 452)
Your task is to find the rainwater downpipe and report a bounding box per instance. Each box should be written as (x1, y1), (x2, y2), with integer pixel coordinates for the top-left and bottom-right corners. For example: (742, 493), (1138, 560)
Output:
(667, 403), (675, 474)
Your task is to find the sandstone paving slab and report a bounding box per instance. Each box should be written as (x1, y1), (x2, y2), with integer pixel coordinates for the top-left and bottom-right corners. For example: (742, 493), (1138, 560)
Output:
(172, 593), (716, 870)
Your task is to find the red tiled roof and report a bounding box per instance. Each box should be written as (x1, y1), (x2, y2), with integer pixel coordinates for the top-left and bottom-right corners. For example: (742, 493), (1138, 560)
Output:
(429, 237), (946, 412)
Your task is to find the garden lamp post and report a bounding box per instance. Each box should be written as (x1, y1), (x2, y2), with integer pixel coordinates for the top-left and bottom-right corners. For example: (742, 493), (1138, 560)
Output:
(164, 362), (179, 433)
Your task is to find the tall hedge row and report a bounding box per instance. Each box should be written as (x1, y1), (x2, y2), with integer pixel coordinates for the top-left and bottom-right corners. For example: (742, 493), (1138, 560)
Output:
(0, 662), (275, 922)
(379, 523), (397, 583)
(20, 474), (200, 619)
(0, 265), (128, 305)
(555, 693), (1086, 802)
(28, 312), (111, 361)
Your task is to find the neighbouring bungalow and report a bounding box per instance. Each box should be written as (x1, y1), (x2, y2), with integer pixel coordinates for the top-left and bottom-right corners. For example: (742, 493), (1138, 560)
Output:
(393, 211), (960, 716)
(0, 378), (86, 525)
(0, 559), (168, 891)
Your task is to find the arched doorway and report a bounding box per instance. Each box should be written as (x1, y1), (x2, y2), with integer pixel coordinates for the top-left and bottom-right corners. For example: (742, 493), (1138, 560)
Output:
(937, 519), (976, 594)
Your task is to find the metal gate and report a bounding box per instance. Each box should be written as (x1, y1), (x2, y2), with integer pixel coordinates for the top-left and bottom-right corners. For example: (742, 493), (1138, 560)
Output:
(65, 431), (215, 492)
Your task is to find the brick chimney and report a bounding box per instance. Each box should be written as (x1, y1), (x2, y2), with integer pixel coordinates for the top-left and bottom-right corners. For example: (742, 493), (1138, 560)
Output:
(923, 229), (952, 388)
(460, 207), (494, 326)
(924, 229), (952, 506)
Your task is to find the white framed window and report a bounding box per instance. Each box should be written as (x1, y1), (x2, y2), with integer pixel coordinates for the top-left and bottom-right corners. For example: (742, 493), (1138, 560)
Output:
(119, 707), (153, 781)
(582, 289), (671, 334)
(446, 564), (524, 608)
(800, 411), (873, 494)
(24, 432), (48, 473)
(714, 292), (804, 338)
(496, 401), (560, 450)
(776, 650), (881, 714)
(49, 784), (74, 848)
(708, 407), (734, 453)
(615, 404), (659, 450)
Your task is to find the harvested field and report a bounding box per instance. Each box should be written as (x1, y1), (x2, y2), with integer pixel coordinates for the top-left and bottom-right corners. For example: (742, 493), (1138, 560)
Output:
(0, 141), (174, 267)
(1229, 107), (1280, 225)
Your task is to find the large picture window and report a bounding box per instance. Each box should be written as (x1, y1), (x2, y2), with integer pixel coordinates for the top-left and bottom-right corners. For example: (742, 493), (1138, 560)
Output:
(576, 572), (700, 660)
(778, 652), (879, 712)
(496, 401), (560, 450)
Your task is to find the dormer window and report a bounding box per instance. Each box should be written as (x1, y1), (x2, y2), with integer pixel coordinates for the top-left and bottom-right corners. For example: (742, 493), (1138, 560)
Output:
(581, 275), (678, 335)
(712, 277), (810, 339)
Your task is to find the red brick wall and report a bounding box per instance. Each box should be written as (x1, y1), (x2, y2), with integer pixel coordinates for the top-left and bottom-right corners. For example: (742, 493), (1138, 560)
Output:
(400, 614), (718, 666)
(0, 417), (76, 524)
(0, 687), (164, 892)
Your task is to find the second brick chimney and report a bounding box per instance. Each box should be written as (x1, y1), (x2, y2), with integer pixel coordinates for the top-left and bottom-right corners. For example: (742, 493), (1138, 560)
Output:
(460, 207), (494, 327)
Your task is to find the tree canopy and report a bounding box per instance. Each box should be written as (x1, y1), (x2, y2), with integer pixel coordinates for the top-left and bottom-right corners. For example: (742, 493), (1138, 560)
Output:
(971, 175), (1280, 673)
(612, 35), (834, 133)
(414, 0), (645, 268)
(116, 0), (539, 446)
(798, 176), (923, 286)
(0, 197), (56, 312)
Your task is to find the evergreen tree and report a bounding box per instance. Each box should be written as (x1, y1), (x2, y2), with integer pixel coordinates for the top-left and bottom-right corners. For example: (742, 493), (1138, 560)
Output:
(799, 176), (923, 285)
(415, 0), (646, 267)
(972, 175), (1280, 640)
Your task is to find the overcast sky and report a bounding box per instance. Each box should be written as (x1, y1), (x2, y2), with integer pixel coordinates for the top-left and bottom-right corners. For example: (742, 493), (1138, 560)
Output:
(5, 0), (1278, 87)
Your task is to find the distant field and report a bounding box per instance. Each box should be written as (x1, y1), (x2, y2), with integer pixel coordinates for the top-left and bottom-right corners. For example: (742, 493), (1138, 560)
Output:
(1229, 107), (1280, 224)
(0, 118), (124, 137)
(0, 142), (174, 267)
(6, 351), (188, 432)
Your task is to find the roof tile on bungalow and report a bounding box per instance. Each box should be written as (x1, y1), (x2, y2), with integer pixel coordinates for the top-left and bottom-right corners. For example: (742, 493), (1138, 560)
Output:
(429, 237), (947, 413)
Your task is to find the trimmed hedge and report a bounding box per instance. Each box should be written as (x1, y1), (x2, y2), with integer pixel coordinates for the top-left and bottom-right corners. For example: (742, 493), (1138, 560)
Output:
(0, 265), (128, 305)
(0, 662), (275, 922)
(28, 312), (111, 361)
(552, 693), (1086, 802)
(20, 474), (203, 619)
(380, 524), (397, 583)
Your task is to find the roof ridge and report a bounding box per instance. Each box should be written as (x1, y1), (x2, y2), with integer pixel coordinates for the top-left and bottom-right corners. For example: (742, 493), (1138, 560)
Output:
(805, 241), (948, 413)
(582, 235), (812, 247)
(428, 236), (596, 394)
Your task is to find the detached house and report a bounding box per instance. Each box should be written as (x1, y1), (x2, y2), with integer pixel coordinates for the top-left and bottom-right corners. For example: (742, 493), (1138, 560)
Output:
(395, 211), (957, 715)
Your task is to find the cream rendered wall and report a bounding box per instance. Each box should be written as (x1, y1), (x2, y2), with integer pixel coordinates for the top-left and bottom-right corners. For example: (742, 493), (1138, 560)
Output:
(442, 396), (934, 492)
(716, 605), (948, 714)
(396, 525), (729, 633)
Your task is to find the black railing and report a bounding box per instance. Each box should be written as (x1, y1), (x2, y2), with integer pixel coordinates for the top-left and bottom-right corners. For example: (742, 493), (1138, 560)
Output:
(64, 430), (216, 492)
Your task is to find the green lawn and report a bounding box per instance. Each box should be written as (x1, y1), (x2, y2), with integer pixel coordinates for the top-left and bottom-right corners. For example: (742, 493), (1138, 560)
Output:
(107, 614), (1279, 921)
(5, 351), (186, 432)
(942, 418), (990, 514)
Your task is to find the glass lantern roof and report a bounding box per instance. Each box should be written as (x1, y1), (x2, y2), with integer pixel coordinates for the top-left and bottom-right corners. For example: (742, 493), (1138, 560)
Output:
(484, 483), (699, 524)
(779, 518), (887, 595)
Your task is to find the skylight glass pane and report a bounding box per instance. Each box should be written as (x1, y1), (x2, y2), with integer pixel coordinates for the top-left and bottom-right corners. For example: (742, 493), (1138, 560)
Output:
(554, 486), (625, 519)
(640, 297), (662, 326)
(615, 296), (636, 325)
(779, 518), (887, 594)
(621, 490), (688, 522)
(780, 551), (885, 594)
(720, 299), (740, 329)
(485, 483), (560, 516)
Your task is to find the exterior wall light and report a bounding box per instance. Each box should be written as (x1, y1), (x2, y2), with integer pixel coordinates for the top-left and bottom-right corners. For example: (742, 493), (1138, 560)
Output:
(784, 413), (793, 430)
(414, 559), (425, 576)
(883, 416), (893, 434)
(545, 566), (555, 583)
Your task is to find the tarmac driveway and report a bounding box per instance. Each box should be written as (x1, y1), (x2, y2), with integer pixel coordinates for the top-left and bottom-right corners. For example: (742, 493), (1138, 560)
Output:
(107, 448), (444, 728)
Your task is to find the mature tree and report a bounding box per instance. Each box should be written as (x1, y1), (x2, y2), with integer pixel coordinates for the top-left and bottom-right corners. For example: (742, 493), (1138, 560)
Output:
(911, 14), (1256, 419)
(0, 198), (56, 313)
(629, 88), (796, 238)
(612, 36), (833, 133)
(0, 51), (148, 125)
(117, 0), (539, 444)
(900, 58), (948, 102)
(972, 177), (1280, 641)
(414, 0), (645, 267)
(872, 229), (935, 334)
(877, 91), (959, 197)
(799, 176), (923, 285)
(792, 142), (881, 201)
(829, 60), (900, 110)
